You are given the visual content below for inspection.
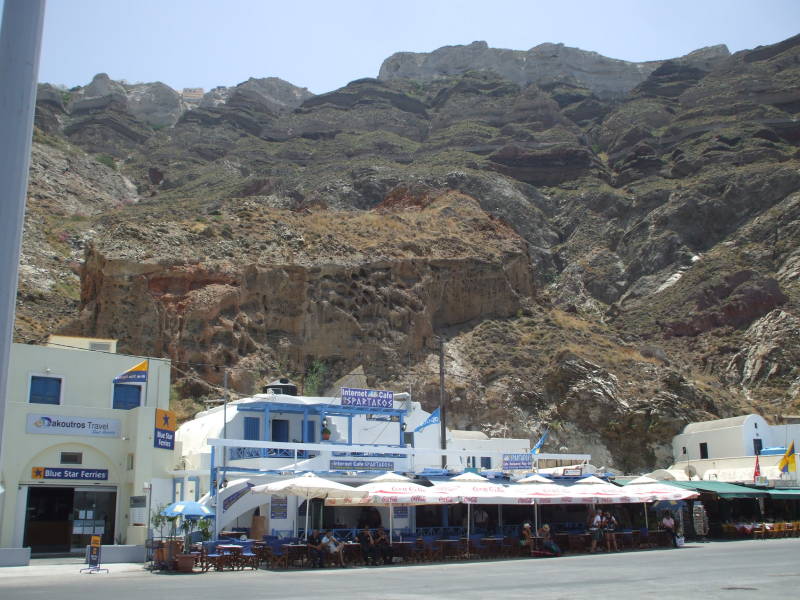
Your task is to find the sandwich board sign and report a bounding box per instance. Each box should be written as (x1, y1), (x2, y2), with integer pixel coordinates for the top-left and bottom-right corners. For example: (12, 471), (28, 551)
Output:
(81, 535), (108, 574)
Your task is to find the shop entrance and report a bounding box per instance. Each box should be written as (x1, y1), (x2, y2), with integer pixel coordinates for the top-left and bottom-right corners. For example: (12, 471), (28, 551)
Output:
(23, 486), (117, 554)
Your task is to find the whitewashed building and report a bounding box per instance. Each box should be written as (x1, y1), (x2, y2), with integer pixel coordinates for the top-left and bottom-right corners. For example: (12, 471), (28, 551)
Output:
(174, 379), (532, 536)
(0, 342), (174, 559)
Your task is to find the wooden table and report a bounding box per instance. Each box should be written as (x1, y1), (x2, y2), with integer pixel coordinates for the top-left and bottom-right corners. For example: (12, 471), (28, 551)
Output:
(391, 541), (415, 562)
(436, 539), (464, 560)
(283, 544), (311, 568)
(478, 537), (504, 558)
(216, 544), (243, 570)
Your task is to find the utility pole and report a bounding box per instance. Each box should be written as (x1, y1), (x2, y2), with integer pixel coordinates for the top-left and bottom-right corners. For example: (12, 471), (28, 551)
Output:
(0, 1), (46, 533)
(438, 337), (446, 469)
(222, 368), (228, 470)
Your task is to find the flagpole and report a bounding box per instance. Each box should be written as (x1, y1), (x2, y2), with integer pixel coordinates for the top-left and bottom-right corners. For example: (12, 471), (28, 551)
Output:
(144, 360), (150, 408)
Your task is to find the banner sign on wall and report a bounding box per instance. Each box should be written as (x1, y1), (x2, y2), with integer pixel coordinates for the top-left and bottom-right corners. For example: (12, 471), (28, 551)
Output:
(367, 414), (400, 422)
(330, 459), (393, 471)
(31, 466), (108, 481)
(154, 408), (177, 450)
(270, 496), (288, 520)
(26, 414), (120, 438)
(341, 388), (394, 409)
(502, 453), (533, 470)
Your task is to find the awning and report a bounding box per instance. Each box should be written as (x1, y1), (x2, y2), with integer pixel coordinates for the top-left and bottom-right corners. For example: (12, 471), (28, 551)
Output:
(767, 489), (800, 500)
(664, 480), (767, 499)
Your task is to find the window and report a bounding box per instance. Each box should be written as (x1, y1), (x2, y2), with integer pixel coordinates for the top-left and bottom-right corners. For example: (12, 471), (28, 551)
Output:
(60, 452), (82, 465)
(480, 457), (492, 469)
(753, 438), (763, 455)
(243, 417), (260, 441)
(29, 375), (62, 405)
(112, 383), (141, 410)
(89, 342), (111, 352)
(126, 454), (135, 470)
(699, 442), (709, 459)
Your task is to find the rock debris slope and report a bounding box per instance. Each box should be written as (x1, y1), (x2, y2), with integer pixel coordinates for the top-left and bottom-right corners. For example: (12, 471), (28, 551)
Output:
(17, 36), (800, 471)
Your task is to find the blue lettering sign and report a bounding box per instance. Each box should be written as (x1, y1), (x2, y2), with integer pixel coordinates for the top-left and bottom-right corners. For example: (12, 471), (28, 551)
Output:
(502, 453), (533, 470)
(329, 459), (394, 471)
(154, 428), (175, 450)
(341, 388), (394, 409)
(33, 467), (108, 481)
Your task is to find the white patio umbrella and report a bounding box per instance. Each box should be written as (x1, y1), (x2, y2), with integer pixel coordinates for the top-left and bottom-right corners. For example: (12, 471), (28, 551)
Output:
(570, 475), (638, 504)
(623, 477), (698, 530)
(429, 473), (508, 546)
(252, 472), (367, 539)
(511, 473), (557, 531)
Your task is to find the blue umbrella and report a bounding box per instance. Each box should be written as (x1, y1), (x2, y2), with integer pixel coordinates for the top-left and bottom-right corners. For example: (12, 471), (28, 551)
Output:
(161, 501), (214, 519)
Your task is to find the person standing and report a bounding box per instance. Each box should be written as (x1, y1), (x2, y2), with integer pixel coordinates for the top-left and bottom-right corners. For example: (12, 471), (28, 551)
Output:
(662, 511), (678, 548)
(589, 509), (604, 553)
(603, 511), (619, 552)
(374, 527), (393, 564)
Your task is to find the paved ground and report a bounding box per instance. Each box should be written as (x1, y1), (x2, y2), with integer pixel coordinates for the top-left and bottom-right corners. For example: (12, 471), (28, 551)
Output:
(1, 539), (798, 599)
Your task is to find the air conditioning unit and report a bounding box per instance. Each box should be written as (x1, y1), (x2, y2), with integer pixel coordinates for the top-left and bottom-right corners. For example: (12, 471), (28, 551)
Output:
(755, 476), (769, 486)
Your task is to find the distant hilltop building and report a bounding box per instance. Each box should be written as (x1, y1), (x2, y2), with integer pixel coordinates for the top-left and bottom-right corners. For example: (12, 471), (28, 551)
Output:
(181, 87), (204, 104)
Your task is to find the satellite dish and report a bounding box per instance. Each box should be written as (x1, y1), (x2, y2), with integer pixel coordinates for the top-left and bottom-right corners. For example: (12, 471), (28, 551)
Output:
(684, 465), (697, 480)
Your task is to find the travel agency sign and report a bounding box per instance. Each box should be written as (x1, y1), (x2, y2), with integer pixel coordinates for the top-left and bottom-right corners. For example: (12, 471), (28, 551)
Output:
(26, 414), (121, 438)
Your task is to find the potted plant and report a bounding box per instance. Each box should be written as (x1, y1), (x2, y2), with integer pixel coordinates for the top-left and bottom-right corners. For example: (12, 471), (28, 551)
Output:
(175, 517), (197, 573)
(321, 426), (331, 441)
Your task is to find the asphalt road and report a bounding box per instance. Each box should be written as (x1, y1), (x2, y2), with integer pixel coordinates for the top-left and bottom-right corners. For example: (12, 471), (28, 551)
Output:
(1, 539), (797, 599)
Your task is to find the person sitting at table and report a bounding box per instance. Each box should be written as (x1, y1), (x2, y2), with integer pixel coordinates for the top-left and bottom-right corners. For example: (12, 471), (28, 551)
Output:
(356, 527), (379, 566)
(589, 509), (604, 553)
(520, 523), (534, 551)
(661, 511), (678, 548)
(374, 526), (393, 565)
(538, 524), (561, 557)
(321, 530), (346, 568)
(603, 511), (619, 552)
(307, 529), (325, 568)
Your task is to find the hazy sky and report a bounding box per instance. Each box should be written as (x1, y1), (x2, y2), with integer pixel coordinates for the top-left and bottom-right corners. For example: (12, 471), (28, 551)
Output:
(17, 0), (800, 94)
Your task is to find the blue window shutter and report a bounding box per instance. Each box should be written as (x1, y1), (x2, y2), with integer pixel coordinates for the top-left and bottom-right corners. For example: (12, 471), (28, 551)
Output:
(113, 384), (141, 410)
(30, 376), (61, 405)
(305, 420), (316, 443)
(244, 417), (260, 441)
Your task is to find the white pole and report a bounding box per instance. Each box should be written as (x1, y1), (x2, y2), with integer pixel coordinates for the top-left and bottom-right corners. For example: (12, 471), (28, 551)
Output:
(0, 1), (46, 542)
(644, 503), (649, 529)
(534, 501), (538, 533)
(389, 507), (393, 546)
(466, 504), (471, 557)
(305, 492), (310, 539)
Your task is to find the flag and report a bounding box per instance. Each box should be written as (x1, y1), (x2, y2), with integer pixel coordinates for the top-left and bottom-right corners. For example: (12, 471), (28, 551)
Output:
(114, 360), (148, 383)
(753, 453), (761, 482)
(531, 428), (549, 454)
(414, 408), (441, 432)
(778, 441), (796, 474)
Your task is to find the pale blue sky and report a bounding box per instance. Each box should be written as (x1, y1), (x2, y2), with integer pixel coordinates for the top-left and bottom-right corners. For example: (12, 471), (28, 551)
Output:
(16, 0), (800, 94)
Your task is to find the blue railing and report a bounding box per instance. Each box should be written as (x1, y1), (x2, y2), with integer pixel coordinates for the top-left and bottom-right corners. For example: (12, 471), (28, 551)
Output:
(228, 447), (319, 460)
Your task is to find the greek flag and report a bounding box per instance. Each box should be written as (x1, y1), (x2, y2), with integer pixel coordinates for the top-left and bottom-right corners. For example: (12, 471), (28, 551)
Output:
(414, 408), (441, 432)
(531, 428), (549, 454)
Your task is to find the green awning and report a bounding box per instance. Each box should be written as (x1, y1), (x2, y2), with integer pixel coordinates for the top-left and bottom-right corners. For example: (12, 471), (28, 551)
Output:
(768, 489), (800, 500)
(663, 480), (767, 499)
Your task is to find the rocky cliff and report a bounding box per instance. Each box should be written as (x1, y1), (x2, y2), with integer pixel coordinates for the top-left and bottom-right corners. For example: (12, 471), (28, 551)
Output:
(16, 35), (800, 472)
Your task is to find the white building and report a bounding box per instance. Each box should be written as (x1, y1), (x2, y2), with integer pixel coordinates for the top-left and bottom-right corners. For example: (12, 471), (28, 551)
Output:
(174, 379), (532, 536)
(652, 414), (800, 484)
(0, 341), (174, 558)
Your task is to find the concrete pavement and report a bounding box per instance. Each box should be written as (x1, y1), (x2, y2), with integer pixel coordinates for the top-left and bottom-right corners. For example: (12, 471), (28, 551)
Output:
(0, 538), (797, 599)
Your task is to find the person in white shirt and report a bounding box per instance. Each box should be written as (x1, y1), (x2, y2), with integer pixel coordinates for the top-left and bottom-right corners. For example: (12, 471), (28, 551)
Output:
(589, 510), (604, 553)
(321, 530), (346, 567)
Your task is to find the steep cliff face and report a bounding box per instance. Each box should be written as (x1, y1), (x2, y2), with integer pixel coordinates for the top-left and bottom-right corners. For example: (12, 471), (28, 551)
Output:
(379, 41), (730, 99)
(16, 35), (800, 470)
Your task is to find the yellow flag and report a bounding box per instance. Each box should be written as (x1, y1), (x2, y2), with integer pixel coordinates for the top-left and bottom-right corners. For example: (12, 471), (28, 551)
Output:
(778, 441), (796, 473)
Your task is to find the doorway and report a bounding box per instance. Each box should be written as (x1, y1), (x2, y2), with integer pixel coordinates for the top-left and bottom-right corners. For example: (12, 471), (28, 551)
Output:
(23, 486), (117, 554)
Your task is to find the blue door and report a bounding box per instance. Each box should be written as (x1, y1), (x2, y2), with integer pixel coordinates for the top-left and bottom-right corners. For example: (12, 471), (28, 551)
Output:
(305, 420), (316, 443)
(271, 419), (289, 442)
